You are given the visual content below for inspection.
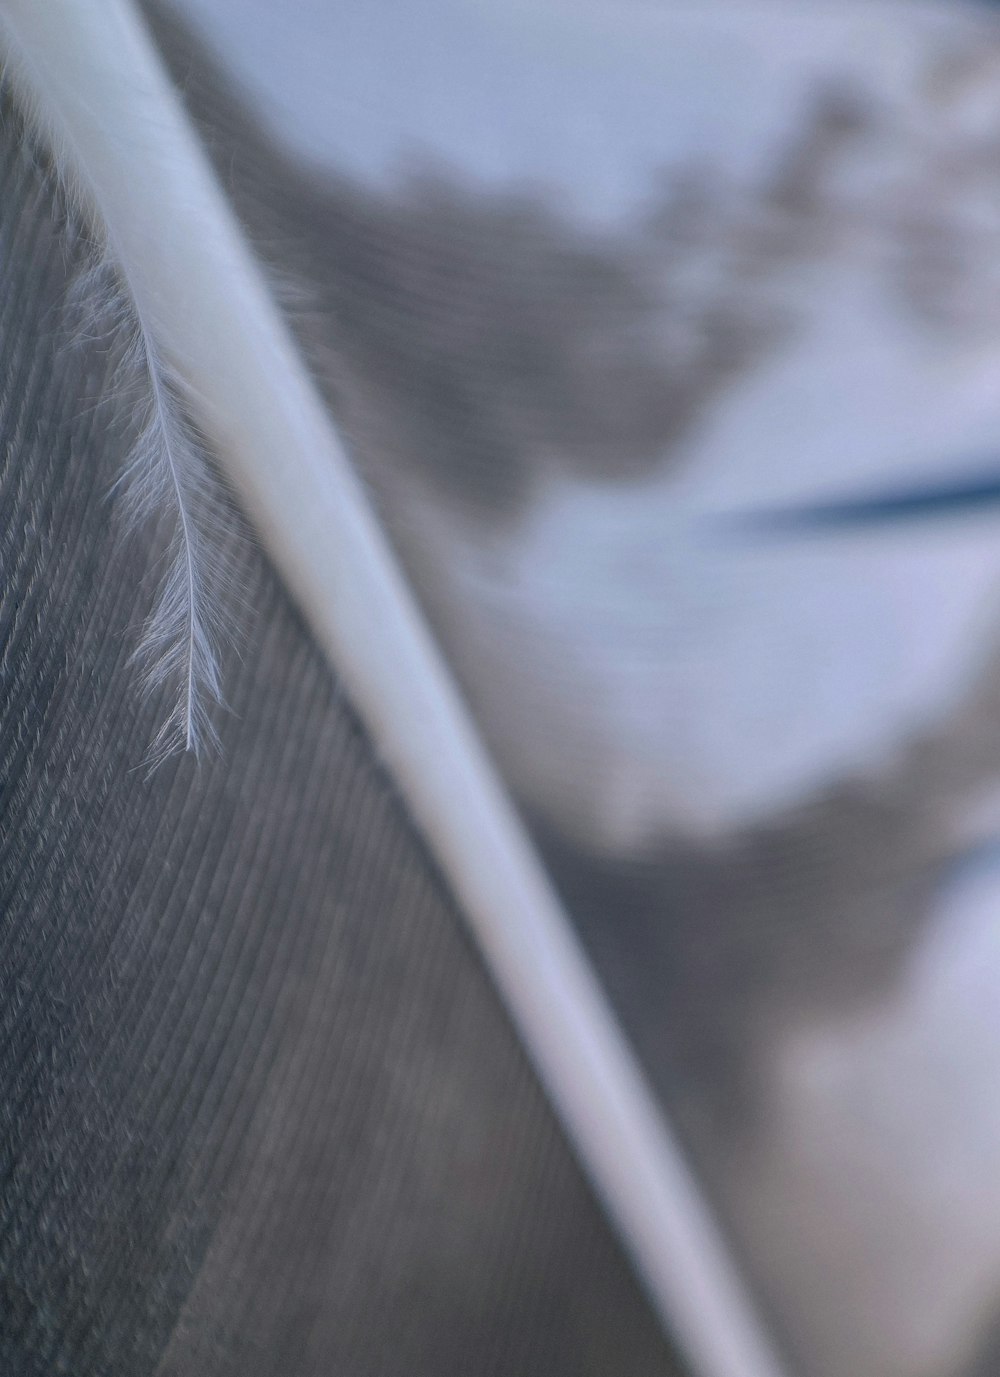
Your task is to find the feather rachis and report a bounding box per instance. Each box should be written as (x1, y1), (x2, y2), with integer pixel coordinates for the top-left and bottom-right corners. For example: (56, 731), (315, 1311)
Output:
(0, 7), (792, 1373)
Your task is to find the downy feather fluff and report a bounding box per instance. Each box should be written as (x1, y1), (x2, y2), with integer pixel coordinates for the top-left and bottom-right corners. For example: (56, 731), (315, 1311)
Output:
(0, 4), (790, 1375)
(74, 252), (228, 761)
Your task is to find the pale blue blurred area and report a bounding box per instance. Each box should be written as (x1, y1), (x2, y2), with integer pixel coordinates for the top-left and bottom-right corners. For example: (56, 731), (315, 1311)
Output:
(178, 0), (979, 222)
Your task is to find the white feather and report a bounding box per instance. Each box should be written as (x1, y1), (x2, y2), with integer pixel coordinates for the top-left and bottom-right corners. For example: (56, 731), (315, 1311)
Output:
(118, 325), (223, 760)
(6, 37), (231, 759)
(0, 5), (791, 1376)
(84, 254), (228, 760)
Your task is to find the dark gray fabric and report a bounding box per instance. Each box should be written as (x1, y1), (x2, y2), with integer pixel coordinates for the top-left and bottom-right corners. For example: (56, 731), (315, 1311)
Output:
(0, 53), (678, 1377)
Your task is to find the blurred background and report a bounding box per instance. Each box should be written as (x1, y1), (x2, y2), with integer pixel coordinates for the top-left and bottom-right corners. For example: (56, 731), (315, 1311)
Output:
(171, 3), (1000, 1373)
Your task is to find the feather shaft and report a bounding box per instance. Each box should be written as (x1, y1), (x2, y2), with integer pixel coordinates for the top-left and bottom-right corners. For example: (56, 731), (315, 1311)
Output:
(0, 5), (791, 1374)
